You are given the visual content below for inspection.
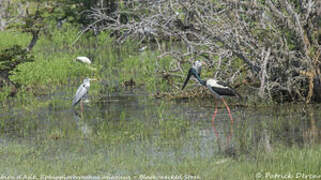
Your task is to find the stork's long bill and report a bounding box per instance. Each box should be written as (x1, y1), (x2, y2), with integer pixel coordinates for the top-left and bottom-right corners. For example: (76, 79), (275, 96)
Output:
(181, 65), (242, 100)
(182, 68), (205, 90)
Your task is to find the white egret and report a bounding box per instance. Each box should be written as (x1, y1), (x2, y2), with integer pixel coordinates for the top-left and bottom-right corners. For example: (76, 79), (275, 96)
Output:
(75, 56), (92, 64)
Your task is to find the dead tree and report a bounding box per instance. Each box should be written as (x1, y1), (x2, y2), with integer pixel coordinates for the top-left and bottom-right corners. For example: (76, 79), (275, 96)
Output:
(89, 0), (321, 103)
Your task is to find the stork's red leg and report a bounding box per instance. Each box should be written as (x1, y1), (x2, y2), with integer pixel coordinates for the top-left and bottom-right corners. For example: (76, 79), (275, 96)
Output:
(221, 98), (233, 144)
(221, 98), (234, 125)
(212, 100), (219, 138)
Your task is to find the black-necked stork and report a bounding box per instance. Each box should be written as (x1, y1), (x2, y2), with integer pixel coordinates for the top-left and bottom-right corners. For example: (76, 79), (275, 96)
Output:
(182, 61), (241, 142)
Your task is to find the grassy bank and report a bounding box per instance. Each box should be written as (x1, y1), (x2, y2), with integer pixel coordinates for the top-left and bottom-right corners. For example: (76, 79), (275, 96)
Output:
(0, 137), (319, 179)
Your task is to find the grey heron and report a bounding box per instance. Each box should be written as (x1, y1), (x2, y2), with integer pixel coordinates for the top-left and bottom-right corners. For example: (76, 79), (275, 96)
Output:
(182, 61), (241, 143)
(72, 78), (97, 111)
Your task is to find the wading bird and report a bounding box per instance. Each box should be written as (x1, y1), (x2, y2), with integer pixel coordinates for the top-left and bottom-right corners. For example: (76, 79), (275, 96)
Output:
(193, 60), (203, 77)
(182, 61), (241, 142)
(181, 60), (203, 88)
(72, 78), (97, 112)
(75, 56), (92, 64)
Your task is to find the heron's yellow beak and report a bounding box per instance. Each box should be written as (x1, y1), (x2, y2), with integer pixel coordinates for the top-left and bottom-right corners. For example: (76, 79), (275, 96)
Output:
(90, 78), (98, 81)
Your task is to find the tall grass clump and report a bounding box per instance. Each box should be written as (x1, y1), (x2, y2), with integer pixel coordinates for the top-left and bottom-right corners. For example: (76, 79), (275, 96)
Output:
(0, 31), (31, 49)
(9, 54), (94, 94)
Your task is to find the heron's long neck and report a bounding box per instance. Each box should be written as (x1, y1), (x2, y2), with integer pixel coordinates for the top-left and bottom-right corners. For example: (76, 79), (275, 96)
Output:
(84, 81), (90, 88)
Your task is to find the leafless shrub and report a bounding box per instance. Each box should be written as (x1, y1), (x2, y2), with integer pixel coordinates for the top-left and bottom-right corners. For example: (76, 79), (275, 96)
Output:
(89, 0), (321, 103)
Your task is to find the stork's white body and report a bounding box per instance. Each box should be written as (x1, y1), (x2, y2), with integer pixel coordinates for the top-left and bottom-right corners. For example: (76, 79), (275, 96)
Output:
(76, 56), (91, 64)
(206, 79), (228, 89)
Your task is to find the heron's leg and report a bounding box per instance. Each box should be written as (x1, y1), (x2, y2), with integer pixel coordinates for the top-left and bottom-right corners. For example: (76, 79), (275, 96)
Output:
(80, 100), (84, 113)
(221, 97), (234, 144)
(211, 100), (219, 138)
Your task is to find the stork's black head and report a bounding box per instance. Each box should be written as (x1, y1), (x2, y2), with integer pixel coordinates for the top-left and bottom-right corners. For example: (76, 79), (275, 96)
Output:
(182, 68), (204, 90)
(192, 60), (202, 77)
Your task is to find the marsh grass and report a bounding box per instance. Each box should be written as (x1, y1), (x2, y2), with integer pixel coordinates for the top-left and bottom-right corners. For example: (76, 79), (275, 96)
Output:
(0, 31), (31, 49)
(0, 133), (320, 179)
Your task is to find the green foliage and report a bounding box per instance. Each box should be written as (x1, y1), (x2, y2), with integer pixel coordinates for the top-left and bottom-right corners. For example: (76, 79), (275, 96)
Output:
(9, 55), (93, 93)
(23, 0), (118, 26)
(7, 1), (45, 40)
(0, 45), (34, 73)
(0, 31), (31, 49)
(0, 86), (12, 102)
(34, 23), (80, 52)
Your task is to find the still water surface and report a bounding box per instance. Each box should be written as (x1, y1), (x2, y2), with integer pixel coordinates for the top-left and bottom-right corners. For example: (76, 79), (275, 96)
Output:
(0, 90), (320, 171)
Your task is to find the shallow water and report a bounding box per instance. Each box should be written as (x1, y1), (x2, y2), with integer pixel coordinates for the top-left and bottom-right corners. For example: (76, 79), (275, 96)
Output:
(0, 90), (320, 174)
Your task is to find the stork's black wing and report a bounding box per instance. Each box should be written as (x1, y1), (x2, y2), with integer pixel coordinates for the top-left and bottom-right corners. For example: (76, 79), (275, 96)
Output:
(214, 81), (242, 99)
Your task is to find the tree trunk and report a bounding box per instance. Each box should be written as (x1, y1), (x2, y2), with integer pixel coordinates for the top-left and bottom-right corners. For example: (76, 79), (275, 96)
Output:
(27, 30), (39, 51)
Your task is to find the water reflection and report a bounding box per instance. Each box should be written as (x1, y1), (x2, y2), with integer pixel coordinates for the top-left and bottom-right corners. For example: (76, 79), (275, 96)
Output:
(0, 92), (320, 158)
(302, 106), (320, 144)
(73, 110), (92, 137)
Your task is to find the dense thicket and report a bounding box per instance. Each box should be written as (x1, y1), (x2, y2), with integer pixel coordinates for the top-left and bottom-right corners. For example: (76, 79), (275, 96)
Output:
(89, 0), (321, 103)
